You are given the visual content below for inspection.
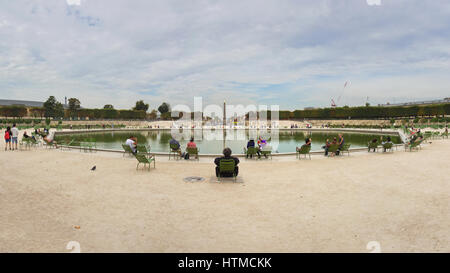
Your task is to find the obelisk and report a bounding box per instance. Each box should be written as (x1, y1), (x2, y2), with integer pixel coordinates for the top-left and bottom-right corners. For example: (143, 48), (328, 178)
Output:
(223, 100), (226, 150)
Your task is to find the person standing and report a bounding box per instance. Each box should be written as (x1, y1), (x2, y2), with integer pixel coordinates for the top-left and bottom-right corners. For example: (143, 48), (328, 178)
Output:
(4, 126), (12, 151)
(336, 134), (345, 156)
(11, 124), (19, 150)
(323, 138), (331, 156)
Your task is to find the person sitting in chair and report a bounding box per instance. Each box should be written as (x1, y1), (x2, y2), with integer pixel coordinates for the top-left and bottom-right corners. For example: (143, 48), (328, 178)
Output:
(186, 137), (197, 148)
(297, 137), (312, 153)
(246, 139), (260, 158)
(381, 136), (392, 152)
(43, 130), (58, 148)
(125, 136), (137, 154)
(23, 131), (36, 141)
(368, 138), (378, 152)
(214, 148), (239, 177)
(170, 137), (182, 157)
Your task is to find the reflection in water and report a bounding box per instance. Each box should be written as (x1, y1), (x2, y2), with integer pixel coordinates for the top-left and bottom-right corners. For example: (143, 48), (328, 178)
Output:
(55, 129), (401, 154)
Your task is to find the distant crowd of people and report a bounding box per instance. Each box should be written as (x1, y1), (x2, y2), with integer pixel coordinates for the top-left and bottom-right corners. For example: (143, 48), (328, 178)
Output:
(3, 124), (19, 151)
(4, 124), (57, 151)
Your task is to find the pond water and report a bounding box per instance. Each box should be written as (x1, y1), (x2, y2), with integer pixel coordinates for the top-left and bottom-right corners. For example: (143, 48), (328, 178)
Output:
(55, 129), (401, 154)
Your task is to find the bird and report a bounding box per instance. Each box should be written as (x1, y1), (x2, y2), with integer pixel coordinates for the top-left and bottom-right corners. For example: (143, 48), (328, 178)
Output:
(91, 166), (96, 171)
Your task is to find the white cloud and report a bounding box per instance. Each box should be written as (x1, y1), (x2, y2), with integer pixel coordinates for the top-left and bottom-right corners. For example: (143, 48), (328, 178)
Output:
(0, 0), (450, 110)
(367, 0), (381, 6)
(66, 0), (81, 6)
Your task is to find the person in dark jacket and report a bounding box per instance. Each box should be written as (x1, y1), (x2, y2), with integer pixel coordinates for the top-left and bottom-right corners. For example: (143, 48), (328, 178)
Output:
(246, 139), (260, 158)
(214, 148), (240, 177)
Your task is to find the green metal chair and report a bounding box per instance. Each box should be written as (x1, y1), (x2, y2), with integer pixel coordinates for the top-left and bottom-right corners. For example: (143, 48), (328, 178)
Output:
(260, 148), (272, 160)
(88, 138), (97, 149)
(169, 143), (181, 160)
(327, 144), (339, 157)
(80, 139), (95, 152)
(424, 132), (433, 140)
(296, 145), (311, 159)
(122, 144), (134, 157)
(137, 144), (150, 154)
(381, 142), (393, 152)
(339, 143), (351, 156)
(432, 131), (440, 139)
(244, 146), (259, 159)
(186, 147), (199, 160)
(405, 140), (421, 152)
(60, 139), (75, 150)
(217, 159), (237, 182)
(368, 141), (379, 152)
(29, 137), (40, 148)
(19, 138), (32, 150)
(135, 153), (155, 171)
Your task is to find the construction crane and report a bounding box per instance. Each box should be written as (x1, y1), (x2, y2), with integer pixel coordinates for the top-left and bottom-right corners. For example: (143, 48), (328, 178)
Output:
(331, 81), (350, 108)
(331, 99), (337, 108)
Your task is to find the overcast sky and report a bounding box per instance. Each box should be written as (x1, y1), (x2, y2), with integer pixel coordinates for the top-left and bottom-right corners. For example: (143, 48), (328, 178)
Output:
(1, 0), (449, 110)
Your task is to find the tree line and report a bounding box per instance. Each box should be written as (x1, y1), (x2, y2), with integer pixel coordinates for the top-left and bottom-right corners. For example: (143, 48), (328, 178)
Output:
(0, 96), (172, 120)
(1, 96), (449, 120)
(248, 104), (450, 120)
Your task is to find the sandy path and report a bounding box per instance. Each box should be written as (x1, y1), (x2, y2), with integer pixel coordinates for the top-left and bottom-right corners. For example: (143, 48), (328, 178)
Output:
(0, 137), (449, 252)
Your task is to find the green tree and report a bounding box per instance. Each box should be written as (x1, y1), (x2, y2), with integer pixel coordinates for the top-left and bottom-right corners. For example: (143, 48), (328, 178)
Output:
(30, 107), (45, 119)
(68, 98), (81, 118)
(148, 109), (158, 119)
(68, 98), (81, 110)
(0, 106), (27, 119)
(103, 104), (114, 109)
(54, 102), (65, 118)
(10, 106), (28, 118)
(158, 102), (170, 114)
(133, 100), (149, 112)
(43, 96), (58, 118)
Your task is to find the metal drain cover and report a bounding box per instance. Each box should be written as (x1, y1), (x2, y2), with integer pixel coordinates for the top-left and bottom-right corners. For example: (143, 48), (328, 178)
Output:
(183, 176), (205, 182)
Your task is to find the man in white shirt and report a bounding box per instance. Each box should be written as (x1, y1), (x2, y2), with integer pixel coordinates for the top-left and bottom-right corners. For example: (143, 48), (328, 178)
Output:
(11, 124), (19, 150)
(125, 136), (137, 154)
(43, 130), (58, 148)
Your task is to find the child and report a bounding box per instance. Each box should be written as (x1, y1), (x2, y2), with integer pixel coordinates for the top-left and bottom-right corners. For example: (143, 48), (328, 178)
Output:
(4, 127), (11, 151)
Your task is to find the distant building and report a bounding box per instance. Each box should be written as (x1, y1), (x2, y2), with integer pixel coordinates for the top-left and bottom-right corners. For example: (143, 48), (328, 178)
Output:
(0, 99), (69, 109)
(0, 99), (44, 108)
(303, 107), (316, 110)
(378, 98), (450, 107)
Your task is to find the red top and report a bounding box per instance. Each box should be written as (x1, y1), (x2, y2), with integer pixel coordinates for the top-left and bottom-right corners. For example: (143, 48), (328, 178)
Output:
(187, 141), (197, 148)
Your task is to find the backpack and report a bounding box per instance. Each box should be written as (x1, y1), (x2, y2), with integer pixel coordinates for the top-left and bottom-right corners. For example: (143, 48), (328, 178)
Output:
(5, 131), (10, 140)
(184, 152), (190, 160)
